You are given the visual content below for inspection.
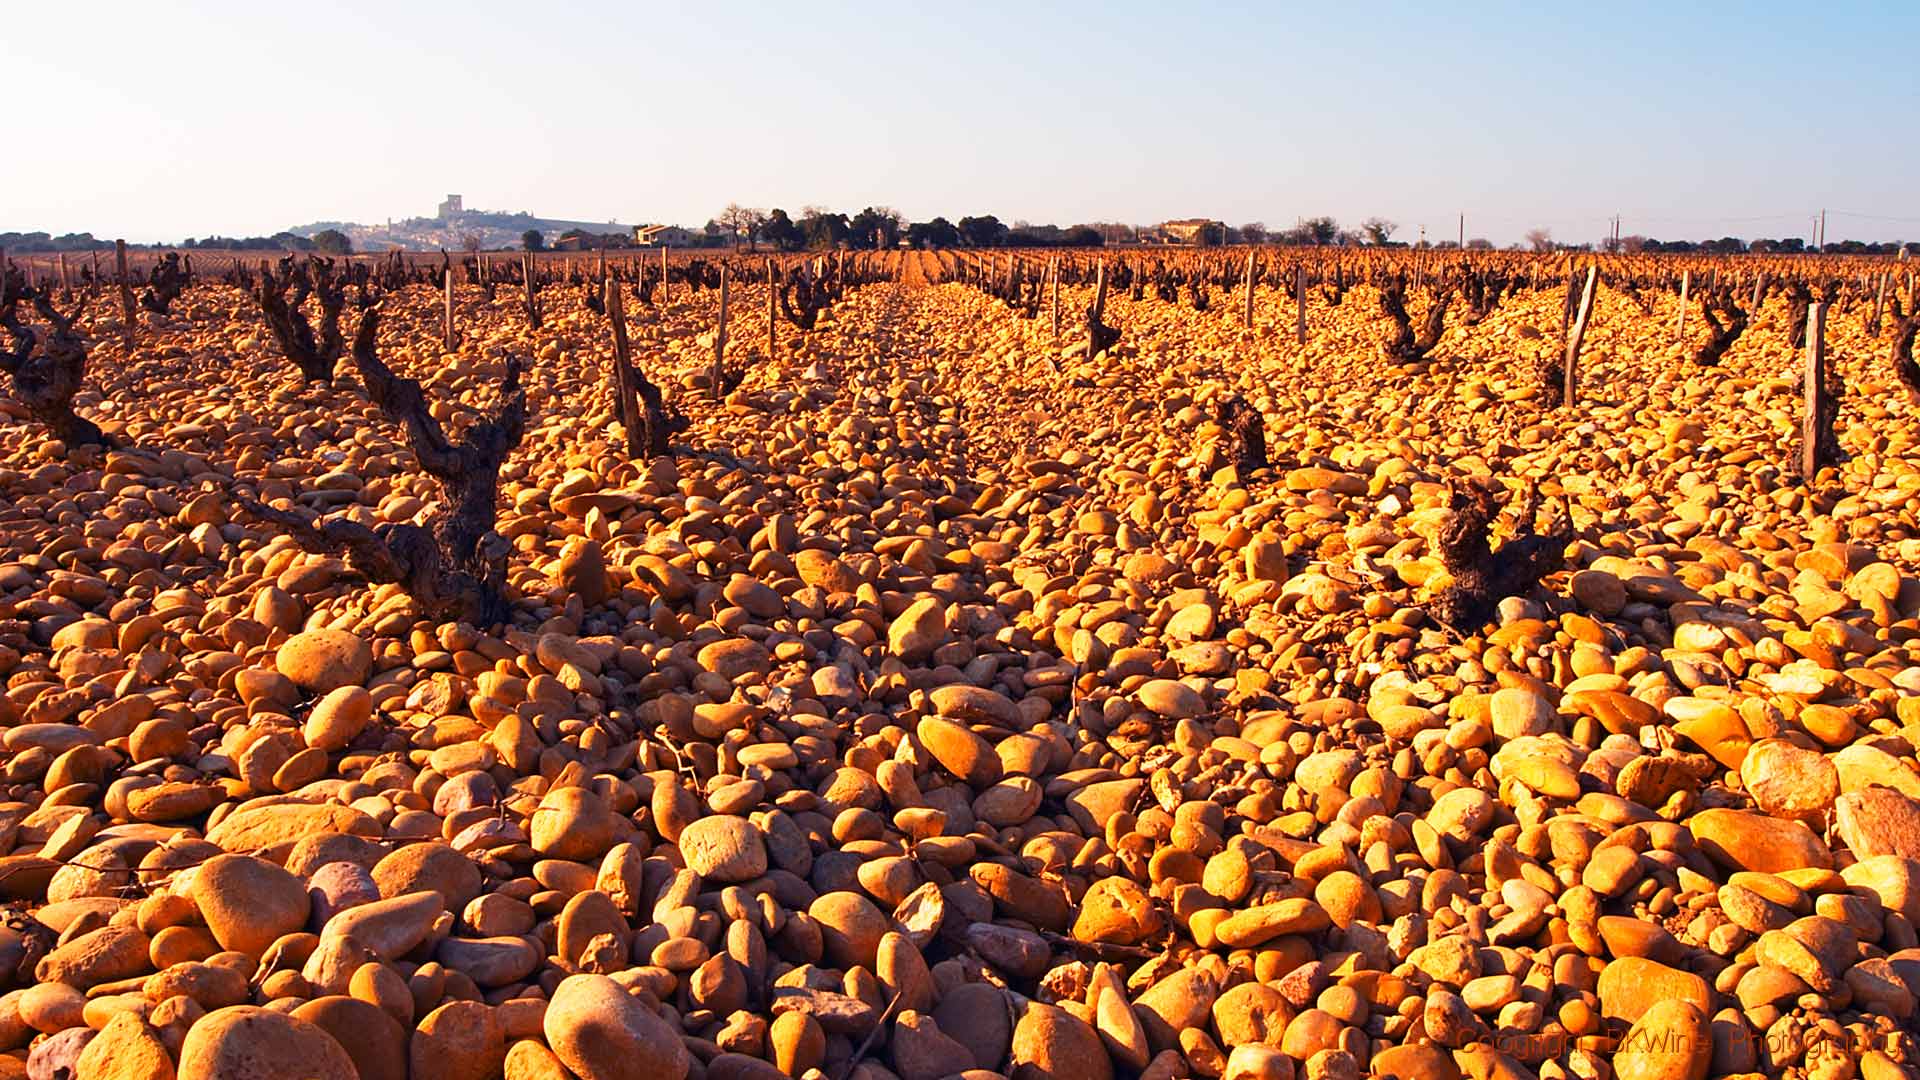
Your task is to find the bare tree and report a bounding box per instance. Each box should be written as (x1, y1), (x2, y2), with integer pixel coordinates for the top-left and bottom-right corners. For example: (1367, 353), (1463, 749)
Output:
(1525, 228), (1555, 253)
(717, 204), (763, 251)
(1361, 218), (1398, 245)
(1239, 222), (1268, 245)
(460, 231), (484, 253)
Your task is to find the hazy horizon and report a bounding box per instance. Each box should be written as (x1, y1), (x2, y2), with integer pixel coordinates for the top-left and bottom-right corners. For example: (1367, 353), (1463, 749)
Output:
(10, 0), (1917, 247)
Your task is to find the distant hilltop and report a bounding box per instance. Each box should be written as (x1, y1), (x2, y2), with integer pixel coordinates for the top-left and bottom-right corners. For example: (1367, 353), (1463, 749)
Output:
(288, 194), (635, 252)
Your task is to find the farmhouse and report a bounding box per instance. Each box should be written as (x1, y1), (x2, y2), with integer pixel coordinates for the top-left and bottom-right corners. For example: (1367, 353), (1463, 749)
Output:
(634, 224), (697, 247)
(1154, 218), (1227, 244)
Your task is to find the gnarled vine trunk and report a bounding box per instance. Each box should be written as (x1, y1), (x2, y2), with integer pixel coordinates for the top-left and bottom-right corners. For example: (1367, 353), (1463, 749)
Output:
(1431, 484), (1570, 632)
(139, 252), (187, 316)
(1380, 280), (1450, 362)
(1217, 395), (1267, 473)
(242, 295), (528, 624)
(0, 272), (112, 449)
(1692, 287), (1748, 367)
(257, 256), (347, 383)
(1892, 299), (1920, 394)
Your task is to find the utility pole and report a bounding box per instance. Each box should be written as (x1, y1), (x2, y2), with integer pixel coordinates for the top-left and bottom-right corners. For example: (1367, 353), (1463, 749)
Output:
(1818, 209), (1827, 251)
(1458, 214), (1464, 250)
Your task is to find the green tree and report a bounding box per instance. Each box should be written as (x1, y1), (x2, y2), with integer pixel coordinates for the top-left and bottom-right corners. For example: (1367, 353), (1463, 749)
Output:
(906, 218), (959, 249)
(311, 228), (353, 255)
(761, 209), (804, 252)
(848, 206), (905, 250)
(521, 230), (544, 252)
(799, 207), (849, 250)
(958, 215), (1007, 247)
(1302, 217), (1339, 245)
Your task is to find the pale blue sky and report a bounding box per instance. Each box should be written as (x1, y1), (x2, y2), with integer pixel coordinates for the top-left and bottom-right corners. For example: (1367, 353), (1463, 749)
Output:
(9, 0), (1916, 245)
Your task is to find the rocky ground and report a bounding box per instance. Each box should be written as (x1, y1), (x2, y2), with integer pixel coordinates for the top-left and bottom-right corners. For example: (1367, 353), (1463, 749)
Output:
(0, 267), (1917, 1080)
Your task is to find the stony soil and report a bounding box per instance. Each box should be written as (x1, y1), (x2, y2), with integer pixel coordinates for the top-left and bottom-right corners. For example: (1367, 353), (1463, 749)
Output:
(0, 267), (1917, 1080)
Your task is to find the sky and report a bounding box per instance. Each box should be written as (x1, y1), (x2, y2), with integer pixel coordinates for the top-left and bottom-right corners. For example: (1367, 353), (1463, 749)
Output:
(8, 0), (1918, 247)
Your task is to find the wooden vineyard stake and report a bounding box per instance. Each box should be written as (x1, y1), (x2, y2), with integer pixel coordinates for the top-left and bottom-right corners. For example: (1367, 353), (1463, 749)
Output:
(605, 278), (643, 457)
(1242, 252), (1255, 328)
(1086, 261), (1109, 359)
(597, 245), (606, 285)
(522, 253), (538, 326)
(1050, 257), (1060, 344)
(1294, 264), (1307, 344)
(1675, 269), (1690, 343)
(115, 240), (135, 347)
(1873, 272), (1889, 334)
(661, 246), (669, 304)
(711, 262), (730, 399)
(0, 248), (6, 307)
(766, 257), (778, 364)
(1563, 265), (1599, 407)
(1751, 272), (1766, 311)
(1801, 301), (1828, 479)
(443, 267), (457, 353)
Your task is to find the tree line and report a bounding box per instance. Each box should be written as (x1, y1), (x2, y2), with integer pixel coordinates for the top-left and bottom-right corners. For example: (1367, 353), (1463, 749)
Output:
(710, 206), (1107, 251)
(11, 217), (1912, 258)
(2, 230), (359, 255)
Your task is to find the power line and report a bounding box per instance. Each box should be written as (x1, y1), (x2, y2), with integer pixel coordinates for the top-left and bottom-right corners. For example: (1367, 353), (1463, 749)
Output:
(1827, 210), (1920, 224)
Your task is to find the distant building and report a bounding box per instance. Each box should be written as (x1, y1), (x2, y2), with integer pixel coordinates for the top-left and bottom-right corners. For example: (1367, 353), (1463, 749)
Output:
(633, 224), (696, 247)
(438, 194), (464, 220)
(553, 231), (632, 252)
(1155, 218), (1225, 244)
